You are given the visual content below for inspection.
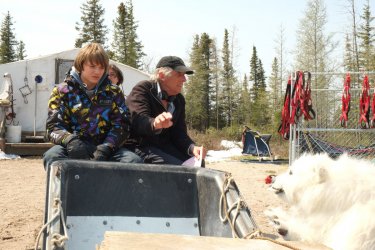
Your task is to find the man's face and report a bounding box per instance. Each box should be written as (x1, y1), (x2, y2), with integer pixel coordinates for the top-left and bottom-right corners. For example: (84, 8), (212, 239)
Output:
(160, 70), (187, 96)
(80, 61), (105, 88)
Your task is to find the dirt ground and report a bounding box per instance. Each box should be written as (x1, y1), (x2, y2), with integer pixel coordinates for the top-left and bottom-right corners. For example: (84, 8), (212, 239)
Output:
(0, 157), (288, 250)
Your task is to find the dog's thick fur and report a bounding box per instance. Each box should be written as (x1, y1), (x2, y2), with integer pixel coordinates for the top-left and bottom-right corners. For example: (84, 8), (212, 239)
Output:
(265, 154), (375, 250)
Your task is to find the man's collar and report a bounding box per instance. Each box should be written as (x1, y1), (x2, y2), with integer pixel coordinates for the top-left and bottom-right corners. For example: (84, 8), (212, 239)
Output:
(156, 81), (165, 101)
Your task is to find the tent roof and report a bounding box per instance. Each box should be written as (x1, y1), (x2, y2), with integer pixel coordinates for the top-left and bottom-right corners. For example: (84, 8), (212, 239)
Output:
(1, 48), (150, 77)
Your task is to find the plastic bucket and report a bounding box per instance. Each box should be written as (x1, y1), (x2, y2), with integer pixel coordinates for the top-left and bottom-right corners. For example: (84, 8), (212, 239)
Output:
(6, 125), (22, 143)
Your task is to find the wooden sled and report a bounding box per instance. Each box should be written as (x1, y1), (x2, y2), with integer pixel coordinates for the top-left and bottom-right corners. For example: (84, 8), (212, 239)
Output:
(41, 160), (258, 249)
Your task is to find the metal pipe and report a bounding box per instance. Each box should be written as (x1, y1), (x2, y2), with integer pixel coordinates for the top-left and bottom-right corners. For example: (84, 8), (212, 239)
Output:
(310, 71), (375, 75)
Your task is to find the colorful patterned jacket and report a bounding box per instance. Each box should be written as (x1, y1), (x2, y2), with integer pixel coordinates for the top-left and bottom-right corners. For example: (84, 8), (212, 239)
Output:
(46, 69), (129, 149)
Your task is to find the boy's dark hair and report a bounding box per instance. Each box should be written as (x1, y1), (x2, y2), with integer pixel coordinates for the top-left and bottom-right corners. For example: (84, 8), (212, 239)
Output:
(74, 43), (109, 72)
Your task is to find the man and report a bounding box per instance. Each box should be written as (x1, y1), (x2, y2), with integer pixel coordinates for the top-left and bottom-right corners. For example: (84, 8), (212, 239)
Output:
(43, 43), (142, 169)
(126, 56), (207, 165)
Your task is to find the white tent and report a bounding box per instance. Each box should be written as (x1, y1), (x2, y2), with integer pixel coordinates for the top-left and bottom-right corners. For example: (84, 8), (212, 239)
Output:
(0, 48), (149, 137)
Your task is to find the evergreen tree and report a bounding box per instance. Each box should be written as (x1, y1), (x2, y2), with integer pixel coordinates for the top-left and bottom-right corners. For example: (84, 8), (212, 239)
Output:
(221, 29), (236, 127)
(208, 38), (223, 129)
(257, 59), (266, 89)
(75, 0), (107, 48)
(357, 1), (374, 71)
(237, 74), (251, 125)
(0, 11), (18, 64)
(231, 82), (242, 127)
(185, 33), (212, 131)
(112, 1), (145, 69)
(17, 40), (26, 60)
(269, 57), (282, 130)
(249, 46), (269, 127)
(199, 33), (211, 130)
(249, 46), (261, 100)
(185, 35), (201, 129)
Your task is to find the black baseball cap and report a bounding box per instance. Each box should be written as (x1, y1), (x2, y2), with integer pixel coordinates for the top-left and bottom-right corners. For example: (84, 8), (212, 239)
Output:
(156, 56), (194, 75)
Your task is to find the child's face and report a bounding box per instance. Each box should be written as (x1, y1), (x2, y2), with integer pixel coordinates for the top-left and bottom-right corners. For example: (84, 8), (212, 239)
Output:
(108, 69), (119, 85)
(80, 61), (105, 89)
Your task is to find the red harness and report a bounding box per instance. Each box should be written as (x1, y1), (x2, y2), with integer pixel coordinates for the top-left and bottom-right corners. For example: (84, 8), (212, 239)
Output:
(290, 71), (304, 125)
(340, 73), (351, 127)
(359, 75), (370, 128)
(278, 76), (292, 140)
(371, 83), (375, 128)
(278, 71), (315, 140)
(290, 71), (315, 123)
(301, 72), (315, 121)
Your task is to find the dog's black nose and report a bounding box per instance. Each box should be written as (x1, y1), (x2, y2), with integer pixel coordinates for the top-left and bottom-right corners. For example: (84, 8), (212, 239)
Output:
(278, 228), (288, 236)
(272, 186), (284, 194)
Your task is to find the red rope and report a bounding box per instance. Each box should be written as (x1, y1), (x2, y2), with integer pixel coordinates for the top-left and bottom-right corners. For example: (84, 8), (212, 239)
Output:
(340, 73), (351, 127)
(359, 75), (370, 128)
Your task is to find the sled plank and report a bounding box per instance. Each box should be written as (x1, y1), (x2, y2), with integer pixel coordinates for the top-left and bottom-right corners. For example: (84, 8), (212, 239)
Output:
(97, 231), (332, 250)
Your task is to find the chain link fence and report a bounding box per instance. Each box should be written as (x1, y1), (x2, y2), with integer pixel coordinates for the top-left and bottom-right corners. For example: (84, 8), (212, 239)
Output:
(289, 72), (375, 164)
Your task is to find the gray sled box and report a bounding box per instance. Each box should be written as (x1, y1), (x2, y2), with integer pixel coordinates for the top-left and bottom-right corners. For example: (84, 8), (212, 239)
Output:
(43, 160), (258, 250)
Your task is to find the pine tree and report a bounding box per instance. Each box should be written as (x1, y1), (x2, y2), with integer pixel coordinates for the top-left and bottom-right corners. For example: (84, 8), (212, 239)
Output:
(229, 79), (241, 127)
(357, 1), (374, 71)
(75, 0), (107, 48)
(249, 46), (269, 128)
(249, 46), (260, 100)
(237, 74), (251, 125)
(221, 29), (236, 127)
(0, 11), (18, 64)
(199, 33), (211, 130)
(269, 57), (281, 129)
(257, 60), (266, 90)
(185, 33), (212, 131)
(112, 1), (145, 69)
(257, 59), (270, 128)
(17, 40), (26, 60)
(208, 38), (223, 129)
(185, 35), (201, 129)
(112, 3), (128, 63)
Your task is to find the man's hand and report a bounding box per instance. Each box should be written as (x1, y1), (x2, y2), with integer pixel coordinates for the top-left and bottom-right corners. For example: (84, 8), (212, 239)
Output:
(153, 112), (173, 130)
(192, 146), (207, 160)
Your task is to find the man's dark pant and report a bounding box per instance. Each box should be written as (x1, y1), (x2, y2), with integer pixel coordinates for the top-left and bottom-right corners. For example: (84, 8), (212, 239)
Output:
(135, 144), (190, 165)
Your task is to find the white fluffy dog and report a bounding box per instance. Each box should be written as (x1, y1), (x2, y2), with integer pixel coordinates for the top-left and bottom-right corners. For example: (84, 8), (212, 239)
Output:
(265, 153), (375, 250)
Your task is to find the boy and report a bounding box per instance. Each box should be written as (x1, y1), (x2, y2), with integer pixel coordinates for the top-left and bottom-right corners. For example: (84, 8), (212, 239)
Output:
(43, 43), (141, 169)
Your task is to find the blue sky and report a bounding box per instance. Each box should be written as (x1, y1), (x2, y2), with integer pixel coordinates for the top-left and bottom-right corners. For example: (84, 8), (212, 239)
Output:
(1, 0), (369, 77)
